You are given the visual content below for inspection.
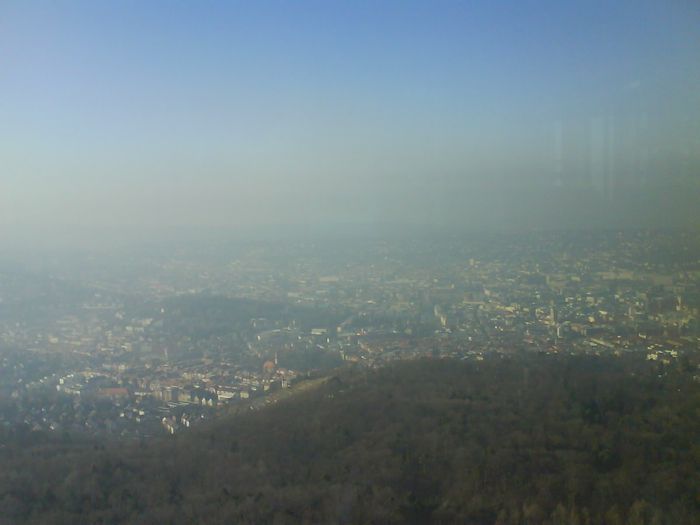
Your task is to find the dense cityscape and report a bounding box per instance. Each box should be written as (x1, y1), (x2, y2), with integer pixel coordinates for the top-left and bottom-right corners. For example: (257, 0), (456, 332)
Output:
(1, 230), (698, 439)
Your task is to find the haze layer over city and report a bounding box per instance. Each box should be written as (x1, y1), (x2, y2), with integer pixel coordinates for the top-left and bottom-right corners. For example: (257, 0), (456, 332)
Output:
(1, 2), (700, 524)
(2, 0), (700, 248)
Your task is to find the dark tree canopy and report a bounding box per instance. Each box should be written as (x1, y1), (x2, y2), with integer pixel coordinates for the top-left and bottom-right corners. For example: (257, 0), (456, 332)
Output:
(1, 353), (699, 524)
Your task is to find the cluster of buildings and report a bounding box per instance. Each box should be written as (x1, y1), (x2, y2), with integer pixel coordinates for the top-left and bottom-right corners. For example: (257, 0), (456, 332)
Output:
(0, 230), (698, 437)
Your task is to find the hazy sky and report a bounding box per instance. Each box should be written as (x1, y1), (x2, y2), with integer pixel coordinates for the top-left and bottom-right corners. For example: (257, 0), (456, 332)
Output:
(2, 1), (699, 239)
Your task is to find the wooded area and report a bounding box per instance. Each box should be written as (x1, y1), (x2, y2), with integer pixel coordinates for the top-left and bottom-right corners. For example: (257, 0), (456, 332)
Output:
(1, 353), (699, 524)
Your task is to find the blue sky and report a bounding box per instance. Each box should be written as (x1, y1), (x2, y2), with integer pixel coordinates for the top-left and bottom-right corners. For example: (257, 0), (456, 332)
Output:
(1, 1), (699, 236)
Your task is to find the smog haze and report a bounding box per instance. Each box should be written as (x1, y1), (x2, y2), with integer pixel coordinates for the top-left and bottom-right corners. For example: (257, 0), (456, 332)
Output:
(2, 1), (699, 247)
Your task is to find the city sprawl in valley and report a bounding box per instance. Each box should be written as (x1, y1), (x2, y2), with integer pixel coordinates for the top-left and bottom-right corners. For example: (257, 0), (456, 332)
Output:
(1, 230), (698, 439)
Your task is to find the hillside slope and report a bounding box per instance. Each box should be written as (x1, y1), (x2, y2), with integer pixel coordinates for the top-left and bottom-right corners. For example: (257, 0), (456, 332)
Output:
(1, 354), (699, 525)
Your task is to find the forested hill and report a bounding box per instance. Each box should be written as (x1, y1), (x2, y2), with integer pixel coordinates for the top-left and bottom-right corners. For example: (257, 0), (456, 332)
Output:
(2, 353), (700, 524)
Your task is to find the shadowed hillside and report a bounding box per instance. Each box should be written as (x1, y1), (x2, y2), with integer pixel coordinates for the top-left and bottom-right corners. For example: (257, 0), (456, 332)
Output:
(1, 353), (699, 524)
